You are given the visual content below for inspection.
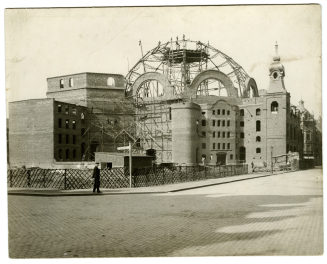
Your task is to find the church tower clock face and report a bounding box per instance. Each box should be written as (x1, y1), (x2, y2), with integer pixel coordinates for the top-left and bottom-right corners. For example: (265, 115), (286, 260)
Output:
(273, 71), (279, 80)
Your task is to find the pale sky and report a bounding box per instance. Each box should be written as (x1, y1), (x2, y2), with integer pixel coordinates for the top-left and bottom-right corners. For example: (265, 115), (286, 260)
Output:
(5, 5), (322, 116)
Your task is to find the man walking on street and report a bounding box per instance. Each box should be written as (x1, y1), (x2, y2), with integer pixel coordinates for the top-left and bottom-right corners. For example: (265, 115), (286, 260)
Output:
(92, 163), (101, 193)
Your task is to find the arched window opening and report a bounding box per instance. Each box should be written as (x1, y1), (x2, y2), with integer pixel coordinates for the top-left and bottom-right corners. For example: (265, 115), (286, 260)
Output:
(69, 78), (74, 87)
(256, 120), (261, 132)
(256, 108), (261, 116)
(240, 109), (244, 116)
(256, 136), (261, 142)
(107, 77), (115, 86)
(271, 101), (279, 113)
(197, 79), (227, 96)
(256, 148), (261, 154)
(137, 80), (164, 98)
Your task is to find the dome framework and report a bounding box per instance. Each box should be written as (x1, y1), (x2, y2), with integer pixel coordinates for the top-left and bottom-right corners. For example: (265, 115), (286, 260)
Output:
(126, 37), (258, 104)
(124, 37), (258, 163)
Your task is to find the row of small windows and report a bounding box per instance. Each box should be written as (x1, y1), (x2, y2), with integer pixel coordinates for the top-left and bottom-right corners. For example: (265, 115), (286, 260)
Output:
(59, 78), (74, 89)
(58, 105), (84, 119)
(59, 77), (116, 89)
(239, 102), (279, 117)
(202, 143), (261, 153)
(58, 149), (78, 159)
(58, 119), (77, 129)
(212, 143), (231, 150)
(212, 109), (230, 116)
(204, 131), (260, 139)
(212, 131), (231, 138)
(201, 119), (262, 131)
(202, 142), (231, 150)
(58, 134), (77, 145)
(211, 119), (231, 127)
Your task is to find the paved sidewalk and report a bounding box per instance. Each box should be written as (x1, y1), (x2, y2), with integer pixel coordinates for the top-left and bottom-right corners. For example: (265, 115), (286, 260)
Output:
(7, 171), (274, 196)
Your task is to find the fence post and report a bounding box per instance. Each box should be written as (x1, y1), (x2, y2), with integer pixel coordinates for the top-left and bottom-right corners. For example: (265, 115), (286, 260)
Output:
(64, 169), (67, 190)
(9, 169), (12, 187)
(27, 169), (31, 187)
(43, 170), (46, 188)
(162, 167), (165, 184)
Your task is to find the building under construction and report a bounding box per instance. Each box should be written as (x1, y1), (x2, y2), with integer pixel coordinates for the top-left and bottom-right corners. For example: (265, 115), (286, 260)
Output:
(8, 37), (322, 168)
(125, 37), (259, 165)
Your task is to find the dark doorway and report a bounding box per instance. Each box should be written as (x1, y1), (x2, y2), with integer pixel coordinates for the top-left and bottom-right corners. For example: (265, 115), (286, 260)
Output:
(106, 162), (112, 170)
(216, 153), (226, 165)
(239, 146), (246, 162)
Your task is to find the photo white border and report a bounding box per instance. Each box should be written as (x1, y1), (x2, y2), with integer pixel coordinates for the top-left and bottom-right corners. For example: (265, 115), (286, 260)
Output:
(0, 1), (325, 264)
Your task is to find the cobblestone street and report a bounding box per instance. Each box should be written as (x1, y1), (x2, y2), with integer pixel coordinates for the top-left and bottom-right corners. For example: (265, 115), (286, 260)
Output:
(8, 168), (323, 257)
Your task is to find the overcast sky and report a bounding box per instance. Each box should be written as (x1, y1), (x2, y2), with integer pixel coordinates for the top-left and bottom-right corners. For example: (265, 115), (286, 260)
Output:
(4, 5), (322, 116)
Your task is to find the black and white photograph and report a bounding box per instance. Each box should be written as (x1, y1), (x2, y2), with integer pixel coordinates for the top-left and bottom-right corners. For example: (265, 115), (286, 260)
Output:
(1, 0), (325, 261)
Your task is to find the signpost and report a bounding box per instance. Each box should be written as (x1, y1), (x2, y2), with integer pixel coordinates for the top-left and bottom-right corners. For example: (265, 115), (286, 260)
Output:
(117, 142), (132, 188)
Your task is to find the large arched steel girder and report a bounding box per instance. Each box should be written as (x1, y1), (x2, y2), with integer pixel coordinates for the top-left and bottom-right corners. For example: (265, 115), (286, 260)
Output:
(184, 70), (238, 98)
(243, 78), (259, 98)
(131, 72), (174, 99)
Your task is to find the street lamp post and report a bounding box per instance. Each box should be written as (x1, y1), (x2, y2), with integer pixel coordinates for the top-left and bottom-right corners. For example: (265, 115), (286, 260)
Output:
(129, 142), (132, 188)
(271, 146), (274, 174)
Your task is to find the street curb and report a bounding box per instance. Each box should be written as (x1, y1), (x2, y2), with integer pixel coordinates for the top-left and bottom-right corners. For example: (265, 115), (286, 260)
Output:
(7, 191), (167, 197)
(7, 172), (274, 197)
(168, 173), (273, 192)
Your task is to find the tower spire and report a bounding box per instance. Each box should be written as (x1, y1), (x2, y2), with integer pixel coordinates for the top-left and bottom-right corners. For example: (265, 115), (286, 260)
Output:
(268, 41), (286, 93)
(275, 41), (279, 56)
(273, 41), (280, 62)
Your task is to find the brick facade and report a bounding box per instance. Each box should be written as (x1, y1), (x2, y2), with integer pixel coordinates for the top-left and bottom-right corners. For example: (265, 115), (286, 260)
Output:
(9, 99), (54, 167)
(8, 99), (88, 168)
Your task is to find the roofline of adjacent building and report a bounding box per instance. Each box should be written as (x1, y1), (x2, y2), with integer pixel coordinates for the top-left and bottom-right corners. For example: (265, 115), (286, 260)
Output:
(8, 97), (86, 107)
(8, 98), (54, 104)
(46, 86), (125, 94)
(46, 72), (125, 80)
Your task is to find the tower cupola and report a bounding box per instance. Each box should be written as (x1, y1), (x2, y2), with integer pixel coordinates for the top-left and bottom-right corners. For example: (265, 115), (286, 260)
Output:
(268, 42), (286, 93)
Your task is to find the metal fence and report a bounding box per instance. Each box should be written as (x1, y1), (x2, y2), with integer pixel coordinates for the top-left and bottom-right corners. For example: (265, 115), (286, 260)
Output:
(7, 164), (248, 190)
